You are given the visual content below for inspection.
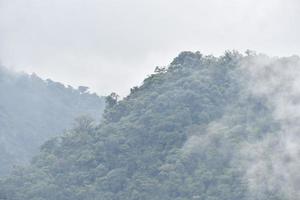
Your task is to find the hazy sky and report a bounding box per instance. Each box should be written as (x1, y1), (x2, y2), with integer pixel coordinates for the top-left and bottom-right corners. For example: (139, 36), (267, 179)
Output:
(0, 0), (299, 96)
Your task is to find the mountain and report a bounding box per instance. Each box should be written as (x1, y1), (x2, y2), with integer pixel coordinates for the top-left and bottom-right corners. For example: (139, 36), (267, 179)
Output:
(1, 51), (297, 200)
(0, 66), (105, 176)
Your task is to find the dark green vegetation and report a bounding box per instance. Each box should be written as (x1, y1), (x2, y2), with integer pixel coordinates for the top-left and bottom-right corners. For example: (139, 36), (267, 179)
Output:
(0, 67), (105, 176)
(0, 52), (284, 199)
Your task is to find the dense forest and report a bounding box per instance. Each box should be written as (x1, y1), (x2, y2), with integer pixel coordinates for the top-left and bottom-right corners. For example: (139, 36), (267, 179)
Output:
(1, 51), (298, 200)
(0, 66), (105, 176)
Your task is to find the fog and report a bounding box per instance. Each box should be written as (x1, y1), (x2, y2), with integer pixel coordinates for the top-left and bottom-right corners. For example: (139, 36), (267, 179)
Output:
(1, 0), (300, 96)
(241, 55), (300, 199)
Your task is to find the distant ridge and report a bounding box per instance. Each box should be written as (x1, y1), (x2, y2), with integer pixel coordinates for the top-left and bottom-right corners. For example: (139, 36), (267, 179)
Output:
(0, 65), (105, 176)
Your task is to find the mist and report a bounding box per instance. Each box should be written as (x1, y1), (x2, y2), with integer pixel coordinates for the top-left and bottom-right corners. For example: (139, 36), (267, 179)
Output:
(240, 54), (300, 199)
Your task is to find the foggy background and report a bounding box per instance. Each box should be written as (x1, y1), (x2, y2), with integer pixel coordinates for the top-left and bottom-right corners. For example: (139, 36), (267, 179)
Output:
(1, 0), (299, 96)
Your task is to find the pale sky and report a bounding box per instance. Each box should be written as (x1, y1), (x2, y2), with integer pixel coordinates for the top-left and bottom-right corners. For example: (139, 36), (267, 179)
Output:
(0, 0), (299, 96)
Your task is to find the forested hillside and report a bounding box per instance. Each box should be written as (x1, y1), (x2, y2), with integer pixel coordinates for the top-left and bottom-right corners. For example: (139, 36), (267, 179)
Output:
(0, 66), (105, 176)
(1, 51), (297, 200)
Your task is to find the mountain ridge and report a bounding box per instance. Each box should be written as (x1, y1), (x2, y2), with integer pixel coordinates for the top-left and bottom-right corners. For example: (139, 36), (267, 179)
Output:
(1, 51), (295, 200)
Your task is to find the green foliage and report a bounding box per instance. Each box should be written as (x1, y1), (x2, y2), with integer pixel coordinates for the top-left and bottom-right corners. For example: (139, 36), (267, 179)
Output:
(0, 52), (281, 200)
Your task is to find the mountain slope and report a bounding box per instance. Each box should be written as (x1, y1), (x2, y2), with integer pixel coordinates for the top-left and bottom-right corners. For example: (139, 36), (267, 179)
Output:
(0, 52), (288, 200)
(0, 66), (105, 176)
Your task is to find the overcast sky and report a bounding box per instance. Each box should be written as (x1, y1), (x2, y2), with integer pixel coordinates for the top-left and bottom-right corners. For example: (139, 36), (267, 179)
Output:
(0, 0), (299, 96)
